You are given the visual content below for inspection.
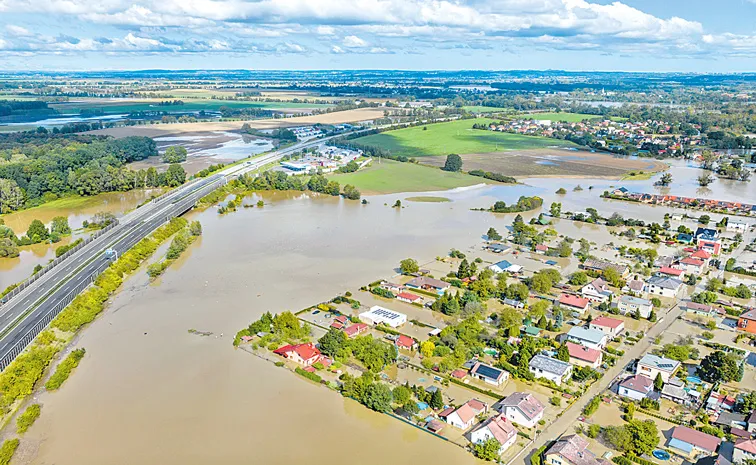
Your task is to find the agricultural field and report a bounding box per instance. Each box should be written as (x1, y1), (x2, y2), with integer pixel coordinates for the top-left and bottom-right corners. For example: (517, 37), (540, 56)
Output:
(352, 118), (576, 158)
(461, 106), (511, 113)
(517, 112), (602, 122)
(329, 159), (493, 194)
(49, 98), (333, 115)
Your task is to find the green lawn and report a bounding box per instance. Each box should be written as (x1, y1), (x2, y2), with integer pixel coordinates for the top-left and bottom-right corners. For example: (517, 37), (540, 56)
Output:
(352, 118), (575, 158)
(330, 160), (492, 194)
(462, 106), (511, 113)
(518, 112), (602, 122)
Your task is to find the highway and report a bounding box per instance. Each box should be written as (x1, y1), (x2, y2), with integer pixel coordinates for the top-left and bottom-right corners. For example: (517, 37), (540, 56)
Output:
(0, 134), (338, 370)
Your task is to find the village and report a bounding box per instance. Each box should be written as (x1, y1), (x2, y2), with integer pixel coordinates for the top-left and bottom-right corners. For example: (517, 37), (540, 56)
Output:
(233, 206), (756, 465)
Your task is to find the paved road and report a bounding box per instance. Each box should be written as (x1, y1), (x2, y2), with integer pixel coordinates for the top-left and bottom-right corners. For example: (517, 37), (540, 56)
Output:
(0, 133), (347, 370)
(517, 302), (686, 465)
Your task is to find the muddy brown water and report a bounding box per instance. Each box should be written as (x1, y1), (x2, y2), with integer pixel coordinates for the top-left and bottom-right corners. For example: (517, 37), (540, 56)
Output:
(17, 161), (756, 465)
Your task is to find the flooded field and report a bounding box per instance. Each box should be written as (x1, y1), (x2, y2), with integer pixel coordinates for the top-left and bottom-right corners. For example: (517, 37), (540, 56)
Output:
(17, 159), (756, 465)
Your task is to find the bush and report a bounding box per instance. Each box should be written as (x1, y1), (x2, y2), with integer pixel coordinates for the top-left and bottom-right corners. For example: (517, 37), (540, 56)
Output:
(0, 344), (59, 414)
(0, 439), (19, 465)
(295, 367), (322, 383)
(16, 403), (41, 433)
(583, 396), (600, 417)
(46, 348), (86, 390)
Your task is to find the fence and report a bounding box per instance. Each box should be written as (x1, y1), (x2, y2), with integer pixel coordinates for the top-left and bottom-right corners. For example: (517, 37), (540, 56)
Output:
(0, 220), (119, 306)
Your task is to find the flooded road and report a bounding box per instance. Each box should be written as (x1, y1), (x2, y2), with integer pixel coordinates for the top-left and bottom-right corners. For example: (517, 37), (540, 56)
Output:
(19, 161), (756, 465)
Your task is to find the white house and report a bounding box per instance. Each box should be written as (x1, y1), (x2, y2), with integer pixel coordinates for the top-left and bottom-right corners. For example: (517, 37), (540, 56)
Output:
(618, 374), (654, 401)
(589, 316), (625, 340)
(581, 278), (612, 303)
(674, 257), (706, 276)
(566, 326), (608, 350)
(359, 306), (407, 328)
(727, 220), (749, 233)
(498, 392), (545, 429)
(617, 295), (653, 319)
(470, 414), (518, 455)
(646, 276), (683, 298)
(470, 362), (509, 386)
(488, 260), (523, 274)
(529, 354), (573, 386)
(733, 439), (756, 464)
(444, 399), (488, 430)
(636, 353), (680, 383)
(566, 342), (602, 369)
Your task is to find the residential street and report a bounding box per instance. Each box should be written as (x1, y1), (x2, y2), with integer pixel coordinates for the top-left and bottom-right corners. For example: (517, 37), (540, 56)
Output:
(516, 302), (686, 465)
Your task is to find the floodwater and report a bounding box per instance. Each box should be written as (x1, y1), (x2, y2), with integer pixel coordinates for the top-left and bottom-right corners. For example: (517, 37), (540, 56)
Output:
(0, 189), (162, 289)
(19, 160), (756, 465)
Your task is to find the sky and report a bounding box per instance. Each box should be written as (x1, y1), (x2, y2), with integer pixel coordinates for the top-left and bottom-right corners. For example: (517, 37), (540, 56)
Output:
(1, 0), (756, 72)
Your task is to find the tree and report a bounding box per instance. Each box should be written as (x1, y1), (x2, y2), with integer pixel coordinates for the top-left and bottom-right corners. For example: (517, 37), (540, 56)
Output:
(699, 215), (710, 225)
(604, 420), (659, 455)
(698, 351), (740, 383)
(429, 388), (444, 410)
(363, 383), (393, 412)
(342, 184), (361, 200)
(399, 258), (419, 274)
(486, 227), (502, 241)
(392, 385), (411, 405)
(163, 164), (186, 187)
(698, 173), (714, 187)
(442, 154), (462, 172)
(318, 328), (347, 357)
(550, 202), (562, 217)
(50, 216), (71, 235)
(739, 392), (756, 413)
(656, 173), (673, 186)
(499, 307), (523, 330)
(556, 344), (570, 362)
(556, 187), (567, 194)
(0, 179), (25, 213)
(26, 219), (49, 242)
(420, 340), (435, 358)
(189, 220), (203, 236)
(654, 373), (664, 391)
(474, 438), (501, 461)
(569, 272), (589, 286)
(162, 145), (188, 163)
(602, 267), (623, 287)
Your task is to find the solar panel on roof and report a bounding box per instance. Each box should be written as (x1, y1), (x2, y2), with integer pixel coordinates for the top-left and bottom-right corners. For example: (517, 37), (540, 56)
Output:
(474, 364), (503, 380)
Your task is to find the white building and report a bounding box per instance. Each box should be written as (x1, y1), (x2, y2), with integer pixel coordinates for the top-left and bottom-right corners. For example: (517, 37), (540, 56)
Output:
(529, 354), (573, 386)
(617, 295), (653, 319)
(470, 414), (518, 455)
(618, 374), (654, 401)
(444, 399), (488, 430)
(566, 327), (608, 350)
(727, 220), (749, 233)
(359, 306), (407, 328)
(636, 353), (680, 383)
(646, 276), (683, 298)
(498, 392), (545, 429)
(589, 316), (625, 340)
(581, 278), (612, 303)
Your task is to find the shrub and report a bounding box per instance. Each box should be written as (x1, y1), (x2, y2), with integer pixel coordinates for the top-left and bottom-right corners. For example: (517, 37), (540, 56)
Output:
(295, 367), (322, 383)
(16, 403), (41, 433)
(583, 396), (600, 417)
(0, 439), (18, 465)
(46, 348), (86, 390)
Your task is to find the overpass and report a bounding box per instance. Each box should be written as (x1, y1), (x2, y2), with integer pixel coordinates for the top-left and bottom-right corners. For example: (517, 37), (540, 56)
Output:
(0, 133), (346, 370)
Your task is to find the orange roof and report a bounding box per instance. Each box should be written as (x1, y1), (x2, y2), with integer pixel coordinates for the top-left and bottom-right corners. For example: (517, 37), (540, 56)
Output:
(396, 335), (415, 349)
(659, 266), (683, 276)
(560, 293), (589, 309)
(591, 316), (624, 329)
(566, 342), (601, 363)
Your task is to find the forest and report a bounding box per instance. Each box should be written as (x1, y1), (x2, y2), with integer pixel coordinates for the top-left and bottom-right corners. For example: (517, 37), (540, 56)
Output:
(0, 132), (184, 213)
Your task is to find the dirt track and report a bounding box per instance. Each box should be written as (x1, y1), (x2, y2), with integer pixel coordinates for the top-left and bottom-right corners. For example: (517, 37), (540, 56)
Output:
(91, 108), (386, 138)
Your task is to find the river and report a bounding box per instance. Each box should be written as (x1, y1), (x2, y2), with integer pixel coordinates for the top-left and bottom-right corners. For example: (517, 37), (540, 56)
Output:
(17, 161), (756, 465)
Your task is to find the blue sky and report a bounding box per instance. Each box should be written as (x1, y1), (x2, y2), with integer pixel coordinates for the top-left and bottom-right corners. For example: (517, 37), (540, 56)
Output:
(1, 0), (755, 71)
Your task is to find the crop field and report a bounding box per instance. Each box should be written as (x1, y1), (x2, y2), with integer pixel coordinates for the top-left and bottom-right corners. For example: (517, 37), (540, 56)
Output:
(49, 98), (333, 114)
(329, 159), (493, 194)
(462, 106), (511, 113)
(352, 118), (576, 158)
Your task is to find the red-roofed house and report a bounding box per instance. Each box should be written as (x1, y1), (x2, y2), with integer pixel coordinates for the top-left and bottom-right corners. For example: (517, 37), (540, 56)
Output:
(446, 399), (488, 429)
(618, 374), (653, 401)
(675, 257), (705, 276)
(565, 342), (602, 368)
(559, 294), (590, 314)
(343, 323), (369, 338)
(659, 266), (684, 278)
(535, 244), (548, 254)
(273, 342), (322, 366)
(395, 335), (417, 351)
(691, 249), (711, 260)
(396, 291), (423, 304)
(451, 369), (467, 380)
(669, 426), (721, 456)
(589, 316), (625, 339)
(734, 439), (756, 464)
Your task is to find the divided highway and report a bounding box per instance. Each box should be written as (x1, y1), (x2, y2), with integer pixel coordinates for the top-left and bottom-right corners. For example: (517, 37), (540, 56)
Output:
(0, 135), (336, 370)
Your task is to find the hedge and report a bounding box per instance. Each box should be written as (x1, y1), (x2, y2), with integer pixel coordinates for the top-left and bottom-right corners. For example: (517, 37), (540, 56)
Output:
(448, 377), (500, 400)
(16, 403), (41, 434)
(295, 367), (322, 383)
(46, 348), (86, 391)
(0, 344), (59, 414)
(0, 439), (18, 465)
(638, 408), (684, 425)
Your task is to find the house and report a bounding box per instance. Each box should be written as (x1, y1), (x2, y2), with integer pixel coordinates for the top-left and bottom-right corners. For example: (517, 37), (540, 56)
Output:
(659, 266), (685, 278)
(470, 362), (510, 386)
(445, 399), (488, 429)
(559, 294), (590, 315)
(529, 354), (573, 386)
(737, 308), (756, 334)
(581, 278), (613, 303)
(396, 291), (423, 304)
(535, 244), (549, 254)
(273, 342), (322, 366)
(565, 341), (602, 369)
(470, 414), (518, 455)
(501, 298), (525, 309)
(695, 227), (722, 255)
(727, 220), (748, 233)
(713, 411), (746, 429)
(330, 314), (350, 330)
(582, 259), (630, 277)
(623, 279), (646, 296)
(343, 323), (369, 338)
(661, 378), (694, 406)
(694, 454), (732, 465)
(617, 295), (654, 318)
(544, 435), (612, 465)
(486, 243), (512, 254)
(691, 249), (712, 261)
(678, 233), (695, 244)
(405, 276), (450, 294)
(360, 306), (407, 328)
(748, 411), (756, 433)
(589, 316), (625, 339)
(668, 426), (722, 456)
(686, 301), (715, 317)
(567, 326), (608, 350)
(734, 439), (756, 464)
(395, 335), (416, 351)
(646, 276), (684, 298)
(380, 281), (403, 293)
(636, 353), (681, 383)
(451, 369), (467, 380)
(498, 392), (545, 428)
(489, 260), (523, 274)
(707, 391), (737, 413)
(524, 326), (542, 337)
(619, 374), (654, 401)
(676, 257), (706, 276)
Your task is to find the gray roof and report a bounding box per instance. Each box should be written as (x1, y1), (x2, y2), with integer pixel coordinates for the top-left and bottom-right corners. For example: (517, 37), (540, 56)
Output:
(567, 327), (607, 345)
(499, 392), (545, 421)
(619, 295), (652, 306)
(529, 354), (572, 376)
(662, 383), (688, 400)
(647, 275), (683, 290)
(639, 353), (680, 373)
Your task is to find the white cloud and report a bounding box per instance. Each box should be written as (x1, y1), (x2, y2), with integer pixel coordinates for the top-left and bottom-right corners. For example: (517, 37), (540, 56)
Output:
(343, 35), (368, 48)
(317, 25), (335, 36)
(5, 25), (30, 36)
(331, 45), (345, 53)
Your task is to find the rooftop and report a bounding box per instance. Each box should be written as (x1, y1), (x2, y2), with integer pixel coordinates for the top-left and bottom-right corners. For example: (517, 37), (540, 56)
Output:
(671, 426), (721, 452)
(546, 435), (612, 465)
(639, 353), (681, 373)
(647, 275), (684, 290)
(560, 293), (589, 309)
(591, 316), (624, 329)
(529, 354), (572, 376)
(566, 342), (601, 364)
(473, 414), (517, 445)
(619, 294), (652, 306)
(620, 374), (653, 393)
(499, 392), (545, 421)
(567, 326), (607, 345)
